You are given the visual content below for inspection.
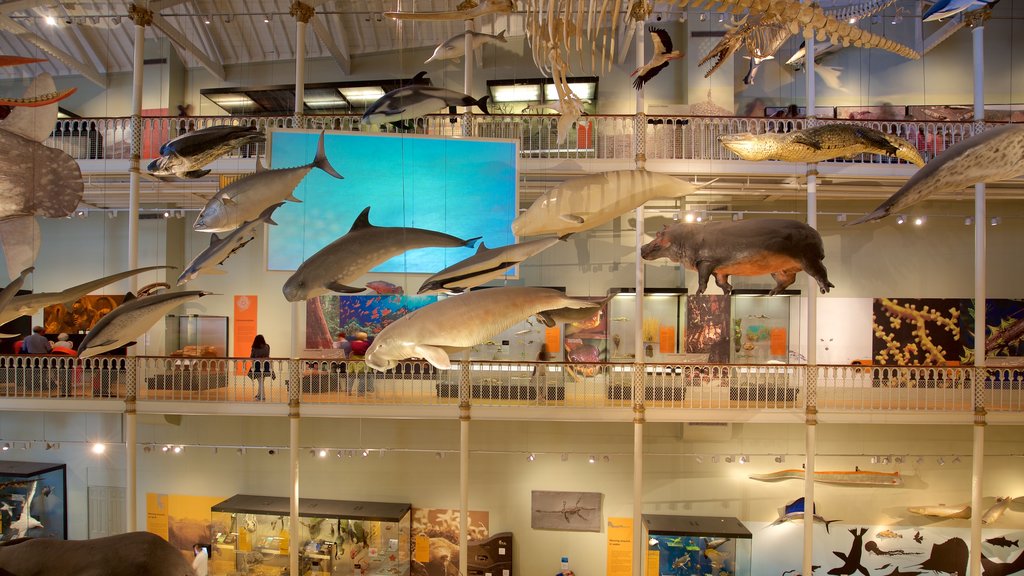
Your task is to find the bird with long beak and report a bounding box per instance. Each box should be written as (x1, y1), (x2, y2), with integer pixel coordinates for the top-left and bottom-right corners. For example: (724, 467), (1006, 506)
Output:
(631, 27), (682, 90)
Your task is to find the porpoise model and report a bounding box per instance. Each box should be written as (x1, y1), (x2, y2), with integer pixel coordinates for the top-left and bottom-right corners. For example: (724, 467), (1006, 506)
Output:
(512, 170), (695, 237)
(0, 531), (196, 575)
(417, 236), (565, 294)
(193, 130), (343, 233)
(0, 265), (174, 326)
(282, 206), (481, 301)
(0, 73), (84, 278)
(640, 219), (834, 296)
(78, 290), (212, 358)
(425, 29), (508, 63)
(147, 124), (266, 180)
(850, 123), (1024, 225)
(178, 203), (283, 285)
(364, 287), (600, 370)
(361, 85), (490, 126)
(719, 125), (925, 167)
(924, 0), (998, 22)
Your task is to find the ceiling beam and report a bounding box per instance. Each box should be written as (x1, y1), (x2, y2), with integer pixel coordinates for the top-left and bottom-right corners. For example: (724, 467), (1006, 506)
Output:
(150, 0), (189, 12)
(923, 14), (965, 55)
(0, 0), (58, 15)
(68, 21), (110, 74)
(150, 13), (225, 80)
(0, 14), (106, 86)
(311, 16), (350, 75)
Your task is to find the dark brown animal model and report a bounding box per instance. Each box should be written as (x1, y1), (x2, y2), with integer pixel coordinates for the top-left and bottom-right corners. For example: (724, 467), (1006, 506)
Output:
(640, 219), (834, 296)
(0, 532), (194, 575)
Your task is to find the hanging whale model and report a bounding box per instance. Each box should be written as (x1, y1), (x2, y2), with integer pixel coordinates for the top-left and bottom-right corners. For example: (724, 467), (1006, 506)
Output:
(0, 267), (34, 337)
(511, 170), (695, 237)
(78, 290), (213, 358)
(641, 219), (834, 296)
(719, 125), (925, 167)
(147, 124), (266, 180)
(425, 29), (508, 63)
(849, 123), (1024, 225)
(178, 203), (283, 285)
(282, 206), (481, 301)
(364, 287), (600, 370)
(0, 73), (84, 278)
(924, 0), (999, 22)
(193, 130), (343, 233)
(417, 235), (565, 294)
(360, 85), (490, 126)
(0, 531), (196, 575)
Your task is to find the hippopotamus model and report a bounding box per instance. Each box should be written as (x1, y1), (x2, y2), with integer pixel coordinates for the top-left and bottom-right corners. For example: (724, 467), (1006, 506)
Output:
(0, 531), (195, 575)
(640, 218), (835, 296)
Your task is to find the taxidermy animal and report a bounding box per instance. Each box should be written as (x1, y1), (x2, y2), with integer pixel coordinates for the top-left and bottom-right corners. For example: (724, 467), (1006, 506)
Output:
(361, 85), (490, 126)
(364, 287), (599, 370)
(512, 170), (694, 237)
(924, 0), (999, 22)
(749, 469), (904, 486)
(3, 479), (43, 539)
(769, 497), (840, 534)
(829, 528), (869, 576)
(720, 125), (925, 167)
(178, 203), (283, 285)
(632, 27), (682, 90)
(982, 497), (1013, 524)
(418, 235), (565, 294)
(147, 124), (266, 180)
(193, 130), (343, 233)
(78, 290), (212, 358)
(850, 124), (1024, 225)
(425, 29), (508, 63)
(0, 265), (173, 326)
(282, 206), (480, 301)
(641, 219), (834, 296)
(906, 504), (972, 519)
(0, 73), (84, 278)
(0, 531), (195, 575)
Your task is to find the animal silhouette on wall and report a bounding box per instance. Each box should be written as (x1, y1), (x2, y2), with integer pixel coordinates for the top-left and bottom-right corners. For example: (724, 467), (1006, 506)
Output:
(915, 537), (968, 576)
(829, 528), (869, 576)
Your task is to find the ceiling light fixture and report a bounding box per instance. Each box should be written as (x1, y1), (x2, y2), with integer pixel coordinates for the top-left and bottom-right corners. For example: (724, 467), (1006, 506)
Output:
(203, 16), (211, 24)
(91, 442), (106, 455)
(561, 452), (569, 462)
(724, 455), (735, 464)
(991, 216), (1001, 226)
(318, 449), (327, 458)
(965, 216), (973, 225)
(264, 14), (272, 23)
(836, 213), (847, 222)
(952, 455), (961, 464)
(937, 456), (945, 466)
(695, 455), (703, 463)
(717, 13), (724, 22)
(738, 455), (749, 464)
(733, 212), (744, 221)
(361, 449), (369, 457)
(163, 211), (170, 218)
(223, 14), (232, 23)
(161, 445), (170, 452)
(45, 15), (56, 26)
(711, 455), (719, 463)
(2, 442), (9, 451)
(527, 453), (536, 462)
(774, 455), (785, 463)
(699, 12), (707, 21)
(588, 455), (597, 464)
(895, 214), (906, 225)
(913, 216), (925, 226)
(173, 445), (183, 454)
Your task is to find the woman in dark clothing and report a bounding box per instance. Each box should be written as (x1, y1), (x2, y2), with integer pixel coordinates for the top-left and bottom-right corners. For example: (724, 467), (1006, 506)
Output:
(249, 334), (271, 401)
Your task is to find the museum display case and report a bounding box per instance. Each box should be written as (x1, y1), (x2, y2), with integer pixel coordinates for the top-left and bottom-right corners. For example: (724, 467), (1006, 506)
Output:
(211, 494), (411, 576)
(0, 461), (67, 542)
(644, 515), (752, 576)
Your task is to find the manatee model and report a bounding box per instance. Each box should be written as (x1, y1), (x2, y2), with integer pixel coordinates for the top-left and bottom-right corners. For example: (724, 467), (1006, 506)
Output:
(361, 84), (490, 126)
(148, 124), (266, 180)
(193, 130), (343, 233)
(0, 73), (84, 278)
(850, 123), (1024, 225)
(78, 290), (212, 358)
(719, 124), (925, 167)
(0, 531), (194, 576)
(282, 206), (481, 301)
(512, 170), (695, 237)
(425, 29), (508, 63)
(364, 287), (599, 370)
(179, 203), (282, 285)
(640, 219), (834, 296)
(417, 236), (565, 294)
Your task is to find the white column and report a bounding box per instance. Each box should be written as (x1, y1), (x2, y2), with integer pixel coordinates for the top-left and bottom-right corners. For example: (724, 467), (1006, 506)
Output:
(463, 20), (474, 95)
(633, 418), (644, 576)
(803, 22), (817, 576)
(125, 410), (137, 531)
(459, 413), (470, 576)
(969, 21), (986, 576)
(291, 2), (315, 123)
(127, 7), (147, 293)
(289, 408), (300, 576)
(803, 417), (816, 576)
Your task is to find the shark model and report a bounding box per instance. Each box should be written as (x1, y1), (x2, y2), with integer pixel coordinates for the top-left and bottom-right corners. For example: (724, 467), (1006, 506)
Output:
(178, 203), (282, 286)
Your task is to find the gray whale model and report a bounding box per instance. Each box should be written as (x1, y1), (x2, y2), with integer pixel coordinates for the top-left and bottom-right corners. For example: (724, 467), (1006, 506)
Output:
(0, 532), (195, 576)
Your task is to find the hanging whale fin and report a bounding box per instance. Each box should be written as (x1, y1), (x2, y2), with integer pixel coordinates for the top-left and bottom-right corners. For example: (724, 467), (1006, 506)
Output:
(0, 216), (40, 280)
(326, 281), (364, 294)
(183, 169), (211, 179)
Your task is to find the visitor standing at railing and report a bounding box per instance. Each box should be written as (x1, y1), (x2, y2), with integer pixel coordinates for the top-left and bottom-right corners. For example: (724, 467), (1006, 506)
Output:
(350, 332), (373, 396)
(248, 334), (272, 401)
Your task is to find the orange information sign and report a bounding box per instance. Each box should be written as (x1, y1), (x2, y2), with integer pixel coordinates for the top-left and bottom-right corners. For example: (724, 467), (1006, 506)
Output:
(659, 326), (676, 354)
(545, 326), (562, 358)
(606, 517), (633, 576)
(233, 295), (258, 373)
(769, 327), (787, 356)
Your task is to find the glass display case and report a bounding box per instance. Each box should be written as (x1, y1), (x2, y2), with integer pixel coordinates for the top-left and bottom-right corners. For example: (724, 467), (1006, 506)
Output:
(0, 461), (67, 542)
(608, 290), (687, 362)
(211, 494), (411, 576)
(730, 295), (796, 364)
(643, 514), (751, 576)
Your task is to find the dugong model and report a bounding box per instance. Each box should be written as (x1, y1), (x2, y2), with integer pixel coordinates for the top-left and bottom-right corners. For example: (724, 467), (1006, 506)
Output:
(0, 531), (194, 575)
(512, 169), (694, 237)
(641, 219), (834, 296)
(365, 287), (599, 370)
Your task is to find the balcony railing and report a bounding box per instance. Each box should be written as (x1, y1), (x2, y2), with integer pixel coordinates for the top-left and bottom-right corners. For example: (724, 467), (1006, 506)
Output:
(1, 355), (1020, 416)
(48, 114), (985, 166)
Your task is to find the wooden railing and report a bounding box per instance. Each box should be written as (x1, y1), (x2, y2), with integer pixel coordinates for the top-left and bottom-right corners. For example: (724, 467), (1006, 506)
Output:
(48, 114), (985, 166)
(1, 355), (1019, 416)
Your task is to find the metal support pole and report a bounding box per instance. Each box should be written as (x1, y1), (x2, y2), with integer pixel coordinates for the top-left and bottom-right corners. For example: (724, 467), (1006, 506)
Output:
(635, 19), (646, 169)
(125, 407), (137, 531)
(803, 408), (816, 576)
(633, 396), (645, 576)
(969, 18), (986, 576)
(289, 401), (300, 576)
(461, 20), (474, 137)
(127, 4), (150, 294)
(291, 2), (314, 127)
(459, 405), (470, 576)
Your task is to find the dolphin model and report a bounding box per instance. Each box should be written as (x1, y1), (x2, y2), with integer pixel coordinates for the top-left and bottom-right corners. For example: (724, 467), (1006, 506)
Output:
(193, 130), (343, 233)
(0, 73), (84, 278)
(720, 125), (925, 167)
(417, 236), (565, 294)
(425, 29), (508, 63)
(282, 206), (481, 301)
(512, 170), (694, 237)
(0, 265), (174, 326)
(849, 124), (1024, 225)
(178, 203), (283, 285)
(364, 287), (600, 370)
(361, 85), (490, 126)
(924, 0), (998, 21)
(785, 39), (841, 69)
(769, 498), (840, 534)
(78, 290), (212, 358)
(147, 124), (266, 180)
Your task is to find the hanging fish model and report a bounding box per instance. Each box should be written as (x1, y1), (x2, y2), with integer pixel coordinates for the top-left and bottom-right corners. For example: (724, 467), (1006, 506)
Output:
(78, 291), (213, 358)
(148, 124), (266, 180)
(982, 496), (1013, 524)
(769, 498), (840, 533)
(178, 203), (283, 285)
(906, 504), (972, 519)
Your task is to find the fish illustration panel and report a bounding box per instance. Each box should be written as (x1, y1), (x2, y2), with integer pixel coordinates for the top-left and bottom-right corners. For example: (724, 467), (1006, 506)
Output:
(305, 294), (437, 350)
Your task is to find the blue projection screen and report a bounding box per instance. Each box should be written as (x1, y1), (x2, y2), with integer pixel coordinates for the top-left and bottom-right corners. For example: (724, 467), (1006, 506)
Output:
(266, 130), (518, 273)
